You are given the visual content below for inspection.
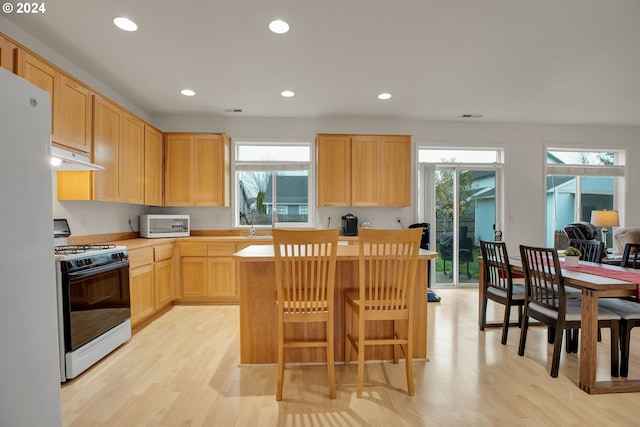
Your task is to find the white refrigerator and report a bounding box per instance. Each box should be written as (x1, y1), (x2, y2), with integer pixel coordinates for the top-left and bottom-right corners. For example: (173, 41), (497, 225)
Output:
(0, 67), (63, 426)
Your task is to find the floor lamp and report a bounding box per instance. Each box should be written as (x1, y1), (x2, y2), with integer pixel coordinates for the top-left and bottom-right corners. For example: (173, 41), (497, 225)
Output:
(590, 210), (619, 249)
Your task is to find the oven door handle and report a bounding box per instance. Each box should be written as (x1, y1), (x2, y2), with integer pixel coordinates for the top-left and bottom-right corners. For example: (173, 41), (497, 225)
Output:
(66, 260), (129, 279)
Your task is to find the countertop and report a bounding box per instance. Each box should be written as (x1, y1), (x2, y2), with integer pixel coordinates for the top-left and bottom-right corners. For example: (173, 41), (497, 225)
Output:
(104, 234), (356, 250)
(235, 244), (439, 262)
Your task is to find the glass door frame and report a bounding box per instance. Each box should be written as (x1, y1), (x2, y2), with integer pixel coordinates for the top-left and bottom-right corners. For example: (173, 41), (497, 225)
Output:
(418, 162), (504, 287)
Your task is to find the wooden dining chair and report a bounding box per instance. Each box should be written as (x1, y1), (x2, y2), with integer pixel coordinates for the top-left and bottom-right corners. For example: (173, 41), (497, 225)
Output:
(567, 239), (605, 262)
(598, 297), (640, 377)
(479, 240), (526, 345)
(621, 243), (640, 268)
(597, 242), (640, 377)
(272, 228), (339, 401)
(344, 227), (422, 398)
(518, 245), (621, 378)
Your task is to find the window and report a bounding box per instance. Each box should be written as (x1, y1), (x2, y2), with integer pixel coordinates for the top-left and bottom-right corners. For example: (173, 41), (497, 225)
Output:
(234, 142), (313, 228)
(418, 148), (501, 164)
(546, 149), (625, 248)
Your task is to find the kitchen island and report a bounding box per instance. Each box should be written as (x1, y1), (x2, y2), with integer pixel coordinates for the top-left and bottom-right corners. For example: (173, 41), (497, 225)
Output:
(235, 244), (438, 364)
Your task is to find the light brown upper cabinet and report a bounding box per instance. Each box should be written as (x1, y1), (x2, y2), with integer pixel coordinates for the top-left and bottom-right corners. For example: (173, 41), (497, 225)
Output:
(0, 33), (17, 72)
(316, 133), (412, 207)
(56, 73), (93, 153)
(144, 125), (164, 206)
(164, 133), (230, 206)
(93, 96), (145, 204)
(16, 49), (93, 154)
(59, 95), (146, 204)
(92, 95), (122, 202)
(317, 134), (352, 206)
(120, 111), (145, 204)
(379, 134), (412, 206)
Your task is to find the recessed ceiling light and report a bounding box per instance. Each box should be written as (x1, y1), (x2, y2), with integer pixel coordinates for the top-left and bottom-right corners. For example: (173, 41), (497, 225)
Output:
(281, 90), (295, 98)
(378, 92), (392, 100)
(180, 89), (196, 97)
(269, 19), (290, 34)
(113, 17), (138, 32)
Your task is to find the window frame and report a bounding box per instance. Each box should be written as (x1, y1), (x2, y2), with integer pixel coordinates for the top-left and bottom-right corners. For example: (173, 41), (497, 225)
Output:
(232, 140), (315, 229)
(545, 147), (627, 247)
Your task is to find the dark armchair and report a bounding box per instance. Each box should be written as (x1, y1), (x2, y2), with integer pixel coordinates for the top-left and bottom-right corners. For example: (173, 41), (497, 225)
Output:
(563, 221), (598, 241)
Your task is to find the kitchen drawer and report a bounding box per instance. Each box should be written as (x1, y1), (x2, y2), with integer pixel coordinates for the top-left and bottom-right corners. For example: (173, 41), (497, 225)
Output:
(207, 242), (237, 256)
(128, 247), (153, 268)
(154, 243), (174, 261)
(178, 241), (207, 257)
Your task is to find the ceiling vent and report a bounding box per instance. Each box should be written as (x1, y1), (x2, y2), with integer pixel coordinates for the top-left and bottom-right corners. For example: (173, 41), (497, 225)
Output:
(461, 114), (484, 118)
(224, 108), (243, 113)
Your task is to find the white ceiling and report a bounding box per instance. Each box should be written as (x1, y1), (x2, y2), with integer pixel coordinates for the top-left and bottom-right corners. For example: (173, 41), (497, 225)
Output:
(6, 0), (640, 125)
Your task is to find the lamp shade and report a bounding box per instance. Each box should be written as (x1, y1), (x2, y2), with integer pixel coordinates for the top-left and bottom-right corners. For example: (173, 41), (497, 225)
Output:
(590, 210), (620, 227)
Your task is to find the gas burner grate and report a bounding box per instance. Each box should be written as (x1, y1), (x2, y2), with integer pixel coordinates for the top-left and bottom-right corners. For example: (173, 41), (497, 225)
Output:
(54, 244), (117, 255)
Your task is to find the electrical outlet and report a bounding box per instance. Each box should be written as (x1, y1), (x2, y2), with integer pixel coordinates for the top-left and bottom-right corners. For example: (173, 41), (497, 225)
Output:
(81, 214), (88, 226)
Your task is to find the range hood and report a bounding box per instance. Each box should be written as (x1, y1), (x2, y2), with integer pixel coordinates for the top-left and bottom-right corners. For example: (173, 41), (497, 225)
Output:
(50, 146), (105, 171)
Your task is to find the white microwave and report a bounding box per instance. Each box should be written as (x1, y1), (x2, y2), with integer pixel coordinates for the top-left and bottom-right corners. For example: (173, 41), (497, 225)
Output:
(140, 214), (190, 238)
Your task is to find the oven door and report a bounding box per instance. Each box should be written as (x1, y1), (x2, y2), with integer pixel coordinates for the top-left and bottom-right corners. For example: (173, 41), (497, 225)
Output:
(62, 260), (130, 351)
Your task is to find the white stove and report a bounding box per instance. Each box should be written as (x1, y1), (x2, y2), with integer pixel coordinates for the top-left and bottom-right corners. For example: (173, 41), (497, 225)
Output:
(53, 221), (131, 381)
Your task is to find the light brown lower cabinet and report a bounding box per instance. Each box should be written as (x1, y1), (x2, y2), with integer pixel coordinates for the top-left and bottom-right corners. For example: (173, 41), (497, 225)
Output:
(153, 244), (175, 310)
(129, 243), (175, 328)
(129, 239), (274, 326)
(129, 247), (154, 328)
(177, 241), (238, 303)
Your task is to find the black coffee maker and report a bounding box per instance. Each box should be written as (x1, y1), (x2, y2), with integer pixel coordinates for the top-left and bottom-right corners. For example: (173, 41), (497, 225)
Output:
(342, 214), (358, 236)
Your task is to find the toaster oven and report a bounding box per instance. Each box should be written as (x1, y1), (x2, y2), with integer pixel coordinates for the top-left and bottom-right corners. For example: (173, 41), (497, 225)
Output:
(140, 214), (190, 238)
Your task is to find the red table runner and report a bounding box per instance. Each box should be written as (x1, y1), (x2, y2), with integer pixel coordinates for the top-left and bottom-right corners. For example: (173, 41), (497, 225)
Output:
(560, 261), (640, 296)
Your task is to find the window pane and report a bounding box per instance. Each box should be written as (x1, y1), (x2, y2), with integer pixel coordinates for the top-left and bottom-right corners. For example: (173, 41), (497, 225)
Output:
(545, 175), (615, 248)
(273, 171), (309, 224)
(419, 149), (498, 164)
(237, 170), (310, 226)
(547, 150), (615, 165)
(580, 176), (614, 248)
(238, 171), (272, 225)
(237, 145), (310, 162)
(546, 176), (575, 247)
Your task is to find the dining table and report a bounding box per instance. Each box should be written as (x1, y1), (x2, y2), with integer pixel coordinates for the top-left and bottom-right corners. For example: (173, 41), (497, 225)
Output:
(479, 255), (640, 394)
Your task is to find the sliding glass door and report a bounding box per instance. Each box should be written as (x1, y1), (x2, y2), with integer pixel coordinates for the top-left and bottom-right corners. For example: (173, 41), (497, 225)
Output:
(418, 148), (503, 288)
(434, 167), (497, 286)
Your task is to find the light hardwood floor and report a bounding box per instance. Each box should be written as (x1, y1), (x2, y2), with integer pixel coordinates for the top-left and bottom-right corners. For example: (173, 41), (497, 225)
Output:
(61, 289), (640, 427)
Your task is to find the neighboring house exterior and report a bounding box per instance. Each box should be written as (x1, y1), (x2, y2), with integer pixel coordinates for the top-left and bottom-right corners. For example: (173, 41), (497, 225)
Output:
(263, 175), (309, 223)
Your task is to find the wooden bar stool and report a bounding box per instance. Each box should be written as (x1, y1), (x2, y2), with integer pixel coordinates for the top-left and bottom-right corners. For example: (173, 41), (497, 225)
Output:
(272, 228), (339, 401)
(344, 227), (422, 398)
